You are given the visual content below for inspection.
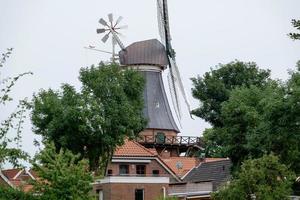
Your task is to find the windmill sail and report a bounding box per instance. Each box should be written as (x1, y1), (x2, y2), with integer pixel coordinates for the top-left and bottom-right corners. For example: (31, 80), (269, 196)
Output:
(157, 0), (191, 120)
(157, 0), (166, 45)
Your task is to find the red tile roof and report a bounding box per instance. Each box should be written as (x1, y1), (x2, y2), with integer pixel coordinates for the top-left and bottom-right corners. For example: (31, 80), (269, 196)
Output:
(1, 169), (36, 192)
(160, 157), (200, 178)
(2, 169), (22, 180)
(114, 139), (156, 157)
(160, 157), (229, 178)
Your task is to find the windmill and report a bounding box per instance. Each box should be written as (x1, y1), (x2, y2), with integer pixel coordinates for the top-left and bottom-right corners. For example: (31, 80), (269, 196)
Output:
(156, 0), (192, 121)
(116, 0), (203, 155)
(96, 13), (127, 62)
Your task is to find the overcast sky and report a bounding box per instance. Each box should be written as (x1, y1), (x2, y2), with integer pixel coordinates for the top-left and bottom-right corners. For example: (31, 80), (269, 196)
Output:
(1, 0), (300, 159)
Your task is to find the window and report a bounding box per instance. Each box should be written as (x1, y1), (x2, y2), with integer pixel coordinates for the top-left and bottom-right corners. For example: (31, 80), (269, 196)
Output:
(119, 165), (129, 175)
(136, 165), (146, 176)
(135, 189), (144, 200)
(152, 170), (159, 176)
(107, 169), (113, 176)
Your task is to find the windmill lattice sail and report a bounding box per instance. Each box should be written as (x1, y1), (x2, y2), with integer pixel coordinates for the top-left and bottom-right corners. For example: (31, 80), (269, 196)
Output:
(156, 0), (192, 120)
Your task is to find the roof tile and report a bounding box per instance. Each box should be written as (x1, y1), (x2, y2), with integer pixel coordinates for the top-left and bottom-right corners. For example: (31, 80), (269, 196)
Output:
(160, 157), (200, 178)
(114, 139), (156, 157)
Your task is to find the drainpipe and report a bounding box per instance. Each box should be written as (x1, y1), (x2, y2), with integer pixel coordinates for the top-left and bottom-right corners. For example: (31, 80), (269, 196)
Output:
(162, 187), (166, 199)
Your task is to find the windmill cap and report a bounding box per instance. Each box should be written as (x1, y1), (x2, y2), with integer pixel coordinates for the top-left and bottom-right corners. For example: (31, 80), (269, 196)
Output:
(119, 39), (168, 68)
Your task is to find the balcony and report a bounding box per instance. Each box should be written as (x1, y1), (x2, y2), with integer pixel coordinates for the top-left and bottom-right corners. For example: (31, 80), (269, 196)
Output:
(95, 175), (170, 184)
(137, 135), (203, 147)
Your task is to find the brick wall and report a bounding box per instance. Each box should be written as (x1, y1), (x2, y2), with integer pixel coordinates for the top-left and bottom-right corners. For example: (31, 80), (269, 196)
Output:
(97, 182), (168, 200)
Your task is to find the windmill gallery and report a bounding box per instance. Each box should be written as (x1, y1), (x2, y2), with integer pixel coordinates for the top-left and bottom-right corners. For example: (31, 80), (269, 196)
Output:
(92, 0), (230, 199)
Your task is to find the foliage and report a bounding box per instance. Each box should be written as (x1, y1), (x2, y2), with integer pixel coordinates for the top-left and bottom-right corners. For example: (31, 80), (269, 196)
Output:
(0, 186), (37, 200)
(289, 19), (300, 40)
(0, 48), (31, 167)
(207, 63), (300, 173)
(32, 142), (94, 200)
(31, 63), (146, 171)
(202, 128), (225, 158)
(212, 155), (295, 200)
(191, 60), (270, 127)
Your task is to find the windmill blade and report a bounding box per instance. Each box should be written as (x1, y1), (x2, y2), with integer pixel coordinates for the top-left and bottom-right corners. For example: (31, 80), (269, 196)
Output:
(108, 13), (113, 24)
(157, 0), (166, 45)
(117, 25), (128, 29)
(99, 18), (108, 26)
(167, 68), (182, 123)
(96, 28), (106, 34)
(115, 16), (123, 26)
(110, 31), (125, 50)
(161, 0), (172, 50)
(101, 33), (110, 43)
(115, 31), (125, 39)
(169, 57), (192, 116)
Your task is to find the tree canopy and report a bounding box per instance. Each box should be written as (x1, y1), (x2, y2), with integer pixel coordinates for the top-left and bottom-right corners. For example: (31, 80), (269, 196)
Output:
(31, 63), (146, 171)
(289, 19), (300, 40)
(191, 60), (270, 127)
(205, 63), (300, 173)
(192, 60), (300, 177)
(32, 143), (94, 200)
(212, 155), (295, 200)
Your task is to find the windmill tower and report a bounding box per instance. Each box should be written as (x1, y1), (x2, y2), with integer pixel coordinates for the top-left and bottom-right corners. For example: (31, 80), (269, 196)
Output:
(118, 0), (202, 157)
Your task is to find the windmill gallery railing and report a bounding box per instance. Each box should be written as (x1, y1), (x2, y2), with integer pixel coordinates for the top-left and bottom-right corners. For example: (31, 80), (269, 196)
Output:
(137, 135), (202, 146)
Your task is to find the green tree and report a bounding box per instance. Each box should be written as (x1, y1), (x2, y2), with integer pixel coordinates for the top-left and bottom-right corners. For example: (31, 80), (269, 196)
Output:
(0, 186), (37, 200)
(32, 142), (93, 200)
(0, 48), (31, 167)
(191, 60), (270, 127)
(212, 155), (295, 200)
(208, 62), (300, 173)
(289, 19), (300, 40)
(31, 63), (146, 171)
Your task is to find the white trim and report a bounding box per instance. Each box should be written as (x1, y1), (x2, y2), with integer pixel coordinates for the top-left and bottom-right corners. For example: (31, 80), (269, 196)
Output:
(181, 166), (196, 180)
(96, 176), (169, 184)
(154, 157), (181, 182)
(111, 159), (151, 163)
(13, 169), (24, 180)
(26, 169), (36, 180)
(125, 65), (163, 72)
(169, 191), (211, 197)
(0, 171), (15, 188)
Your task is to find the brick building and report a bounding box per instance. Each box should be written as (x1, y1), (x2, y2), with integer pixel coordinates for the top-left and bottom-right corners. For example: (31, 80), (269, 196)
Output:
(0, 168), (37, 192)
(93, 139), (230, 200)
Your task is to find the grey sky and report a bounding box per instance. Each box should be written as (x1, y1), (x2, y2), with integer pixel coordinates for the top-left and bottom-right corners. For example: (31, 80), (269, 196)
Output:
(1, 0), (300, 159)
